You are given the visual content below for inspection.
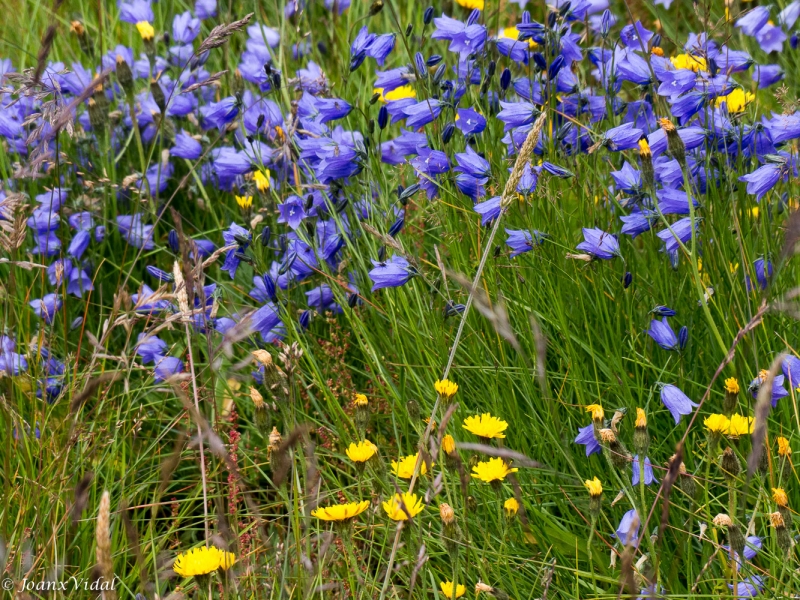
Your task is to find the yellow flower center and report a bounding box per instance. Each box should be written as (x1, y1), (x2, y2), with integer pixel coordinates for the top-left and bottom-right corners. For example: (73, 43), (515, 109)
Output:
(136, 21), (155, 41)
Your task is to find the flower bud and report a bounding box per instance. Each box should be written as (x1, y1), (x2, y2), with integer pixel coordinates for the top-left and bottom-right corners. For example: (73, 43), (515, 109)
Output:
(503, 497), (519, 518)
(771, 511), (792, 553)
(115, 55), (134, 97)
(723, 377), (739, 415)
(639, 139), (654, 189)
(423, 6), (434, 24)
(633, 408), (649, 455)
(368, 0), (383, 15)
(720, 447), (741, 482)
(599, 428), (629, 469)
(659, 118), (685, 167)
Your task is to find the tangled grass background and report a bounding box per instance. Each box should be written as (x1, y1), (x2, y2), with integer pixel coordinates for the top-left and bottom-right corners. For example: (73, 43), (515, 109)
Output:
(2, 0), (800, 597)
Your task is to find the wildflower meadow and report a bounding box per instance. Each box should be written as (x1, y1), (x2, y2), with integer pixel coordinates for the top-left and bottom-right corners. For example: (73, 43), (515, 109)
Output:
(4, 0), (800, 597)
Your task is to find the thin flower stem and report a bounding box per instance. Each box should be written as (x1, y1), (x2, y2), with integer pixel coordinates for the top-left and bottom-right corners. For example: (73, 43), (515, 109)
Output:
(184, 321), (210, 544)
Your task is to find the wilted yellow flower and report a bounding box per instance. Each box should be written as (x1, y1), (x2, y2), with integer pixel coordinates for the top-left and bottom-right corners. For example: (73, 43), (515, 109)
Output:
(136, 21), (155, 41)
(346, 440), (378, 463)
(584, 476), (603, 498)
(778, 436), (792, 457)
(440, 581), (466, 599)
(585, 404), (604, 421)
(253, 169), (270, 191)
(252, 349), (273, 366)
(724, 377), (740, 394)
(391, 453), (429, 479)
(635, 408), (647, 428)
(772, 488), (789, 508)
(503, 497), (520, 516)
(235, 195), (253, 209)
(598, 428), (616, 443)
(715, 88), (755, 113)
(382, 492), (424, 521)
(434, 378), (459, 400)
(353, 393), (368, 407)
(454, 0), (483, 9)
(471, 457), (518, 483)
(727, 414), (754, 437)
(173, 546), (236, 577)
(374, 85), (416, 102)
(650, 46), (664, 57)
(770, 511), (786, 528)
(670, 53), (707, 72)
(312, 500), (370, 522)
(439, 503), (455, 525)
(441, 434), (456, 455)
(713, 513), (733, 528)
(249, 386), (264, 408)
(462, 413), (508, 439)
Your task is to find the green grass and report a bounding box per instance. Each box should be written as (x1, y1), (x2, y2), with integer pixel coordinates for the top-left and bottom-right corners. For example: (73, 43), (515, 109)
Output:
(2, 0), (800, 598)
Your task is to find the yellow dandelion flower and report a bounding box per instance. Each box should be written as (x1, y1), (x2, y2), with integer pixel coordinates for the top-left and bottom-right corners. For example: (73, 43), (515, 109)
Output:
(462, 413), (508, 439)
(173, 546), (236, 577)
(235, 195), (253, 209)
(312, 500), (370, 522)
(778, 436), (792, 457)
(651, 46), (664, 57)
(440, 581), (467, 599)
(471, 457), (518, 483)
(584, 476), (603, 498)
(727, 414), (754, 437)
(724, 377), (740, 394)
(729, 262), (739, 274)
(670, 53), (707, 72)
(772, 487), (789, 507)
(704, 413), (730, 433)
(770, 511), (785, 528)
(713, 513), (733, 527)
(441, 434), (456, 455)
(585, 404), (604, 421)
(391, 453), (429, 479)
(353, 393), (368, 407)
(253, 170), (270, 192)
(346, 440), (378, 463)
(434, 378), (459, 400)
(455, 0), (483, 9)
(715, 88), (754, 113)
(635, 408), (647, 428)
(373, 85), (416, 103)
(638, 138), (651, 157)
(136, 21), (155, 41)
(382, 492), (425, 521)
(503, 497), (520, 516)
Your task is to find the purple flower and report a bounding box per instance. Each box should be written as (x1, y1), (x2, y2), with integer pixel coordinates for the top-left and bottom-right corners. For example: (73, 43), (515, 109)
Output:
(455, 107), (486, 135)
(780, 0), (800, 28)
(739, 163), (785, 200)
(656, 188), (699, 215)
(69, 212), (94, 231)
(505, 229), (546, 257)
(195, 0), (216, 19)
(200, 97), (239, 131)
(746, 257), (773, 291)
(119, 0), (154, 24)
(574, 424), (600, 456)
(0, 336), (28, 376)
(632, 455), (657, 486)
(614, 509), (640, 547)
(660, 384), (698, 424)
(497, 101), (537, 131)
(735, 6), (770, 36)
(756, 24), (786, 53)
(646, 317), (679, 351)
(782, 355), (800, 388)
(30, 293), (62, 324)
(306, 285), (341, 313)
(153, 356), (184, 382)
(610, 161), (641, 194)
(313, 97), (352, 123)
(136, 333), (168, 364)
(749, 372), (788, 407)
(577, 227), (621, 260)
(473, 196), (502, 225)
(172, 11), (201, 44)
(132, 284), (171, 313)
(657, 69), (697, 98)
(620, 21), (654, 49)
(249, 302), (283, 342)
(278, 196), (307, 230)
(601, 123), (644, 152)
(752, 64), (784, 88)
(656, 217), (698, 255)
(67, 268), (93, 298)
(403, 99), (443, 128)
(621, 208), (657, 238)
(171, 130), (202, 159)
(117, 214), (155, 250)
(728, 576), (763, 598)
(368, 255), (415, 291)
